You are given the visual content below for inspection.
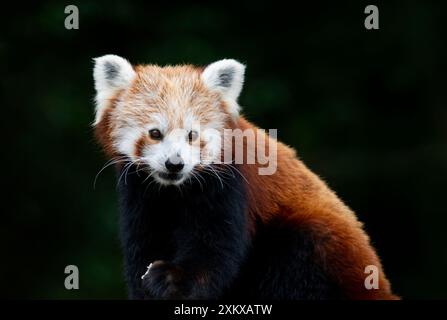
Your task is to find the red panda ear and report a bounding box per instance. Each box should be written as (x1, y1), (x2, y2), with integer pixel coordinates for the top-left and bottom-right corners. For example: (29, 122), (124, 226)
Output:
(93, 55), (136, 125)
(201, 59), (245, 117)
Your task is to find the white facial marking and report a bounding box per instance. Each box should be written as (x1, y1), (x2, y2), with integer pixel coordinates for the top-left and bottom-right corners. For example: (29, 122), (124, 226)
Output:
(115, 124), (144, 157)
(140, 127), (200, 186)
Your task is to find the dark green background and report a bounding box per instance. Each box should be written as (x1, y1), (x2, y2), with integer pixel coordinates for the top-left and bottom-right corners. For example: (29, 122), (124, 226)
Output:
(1, 1), (446, 299)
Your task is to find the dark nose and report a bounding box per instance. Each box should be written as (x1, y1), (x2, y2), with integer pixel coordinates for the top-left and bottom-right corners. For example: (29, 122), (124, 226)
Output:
(165, 158), (184, 173)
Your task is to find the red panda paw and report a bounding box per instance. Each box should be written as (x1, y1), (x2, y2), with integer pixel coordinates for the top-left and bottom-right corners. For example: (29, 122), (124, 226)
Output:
(141, 260), (189, 299)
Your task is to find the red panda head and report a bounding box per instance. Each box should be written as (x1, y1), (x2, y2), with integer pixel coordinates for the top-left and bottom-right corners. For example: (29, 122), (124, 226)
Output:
(93, 55), (245, 186)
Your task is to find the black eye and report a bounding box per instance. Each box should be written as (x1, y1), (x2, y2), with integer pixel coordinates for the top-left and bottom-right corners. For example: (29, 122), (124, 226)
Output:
(188, 130), (199, 142)
(149, 129), (162, 140)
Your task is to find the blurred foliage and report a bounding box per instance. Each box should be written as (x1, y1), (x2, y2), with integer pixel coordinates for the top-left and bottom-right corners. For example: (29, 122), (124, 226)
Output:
(1, 0), (446, 299)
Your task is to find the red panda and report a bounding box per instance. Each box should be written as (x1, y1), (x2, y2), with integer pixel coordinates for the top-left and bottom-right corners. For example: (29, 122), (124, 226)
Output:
(93, 55), (399, 300)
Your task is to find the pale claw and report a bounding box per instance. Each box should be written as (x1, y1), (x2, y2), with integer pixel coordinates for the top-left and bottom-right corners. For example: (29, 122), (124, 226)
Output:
(141, 263), (153, 279)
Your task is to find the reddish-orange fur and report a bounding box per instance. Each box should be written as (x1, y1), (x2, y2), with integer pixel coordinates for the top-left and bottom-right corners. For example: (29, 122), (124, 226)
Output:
(234, 118), (399, 299)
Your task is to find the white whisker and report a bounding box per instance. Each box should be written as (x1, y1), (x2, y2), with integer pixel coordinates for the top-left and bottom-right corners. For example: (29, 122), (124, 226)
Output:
(93, 156), (130, 189)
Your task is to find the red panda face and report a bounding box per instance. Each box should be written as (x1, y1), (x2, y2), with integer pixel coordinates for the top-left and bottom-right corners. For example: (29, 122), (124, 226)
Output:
(93, 56), (245, 186)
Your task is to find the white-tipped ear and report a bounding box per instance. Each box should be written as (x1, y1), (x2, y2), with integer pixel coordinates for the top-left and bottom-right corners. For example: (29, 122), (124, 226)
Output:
(93, 54), (136, 124)
(201, 59), (245, 117)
